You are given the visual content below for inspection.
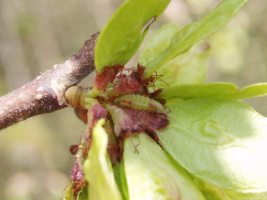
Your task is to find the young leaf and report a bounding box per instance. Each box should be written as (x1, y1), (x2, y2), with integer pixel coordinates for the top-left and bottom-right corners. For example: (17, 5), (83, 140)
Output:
(160, 82), (267, 100)
(113, 163), (129, 200)
(83, 120), (122, 200)
(154, 44), (210, 88)
(195, 177), (267, 200)
(160, 82), (238, 99)
(159, 98), (267, 193)
(236, 83), (267, 99)
(95, 0), (170, 72)
(140, 0), (247, 76)
(226, 190), (267, 200)
(139, 24), (209, 83)
(123, 134), (206, 200)
(139, 23), (180, 67)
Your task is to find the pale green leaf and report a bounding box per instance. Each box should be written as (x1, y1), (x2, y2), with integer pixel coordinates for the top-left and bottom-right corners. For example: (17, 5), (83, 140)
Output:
(160, 82), (238, 99)
(236, 83), (267, 99)
(124, 134), (206, 200)
(154, 44), (210, 88)
(141, 0), (247, 76)
(139, 23), (180, 67)
(83, 120), (122, 200)
(139, 24), (209, 83)
(160, 82), (267, 100)
(159, 99), (267, 193)
(226, 190), (267, 200)
(95, 0), (170, 72)
(195, 178), (267, 200)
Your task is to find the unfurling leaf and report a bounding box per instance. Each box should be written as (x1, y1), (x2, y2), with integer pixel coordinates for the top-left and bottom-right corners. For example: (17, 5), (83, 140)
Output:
(83, 120), (122, 200)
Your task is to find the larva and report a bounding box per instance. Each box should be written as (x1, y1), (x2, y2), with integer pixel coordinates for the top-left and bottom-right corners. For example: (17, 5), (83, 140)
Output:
(114, 94), (164, 112)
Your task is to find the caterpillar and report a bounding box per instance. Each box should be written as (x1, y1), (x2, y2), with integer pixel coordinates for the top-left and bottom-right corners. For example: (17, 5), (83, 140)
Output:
(114, 94), (164, 112)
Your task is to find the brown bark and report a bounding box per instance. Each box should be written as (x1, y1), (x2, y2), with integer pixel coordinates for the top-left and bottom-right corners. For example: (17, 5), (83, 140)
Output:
(0, 33), (98, 130)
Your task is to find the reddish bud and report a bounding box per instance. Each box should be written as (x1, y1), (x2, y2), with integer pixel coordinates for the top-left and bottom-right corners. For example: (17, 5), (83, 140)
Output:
(95, 66), (123, 90)
(69, 144), (79, 155)
(75, 108), (88, 123)
(113, 73), (144, 96)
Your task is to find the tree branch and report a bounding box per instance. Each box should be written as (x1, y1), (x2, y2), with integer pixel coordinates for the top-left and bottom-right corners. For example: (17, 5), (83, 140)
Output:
(0, 32), (98, 130)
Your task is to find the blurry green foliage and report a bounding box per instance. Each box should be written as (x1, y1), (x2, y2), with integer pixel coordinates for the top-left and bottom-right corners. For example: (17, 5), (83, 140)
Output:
(16, 13), (37, 39)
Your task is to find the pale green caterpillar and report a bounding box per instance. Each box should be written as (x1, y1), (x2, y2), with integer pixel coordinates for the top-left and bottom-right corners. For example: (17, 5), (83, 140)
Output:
(114, 94), (164, 112)
(104, 104), (127, 136)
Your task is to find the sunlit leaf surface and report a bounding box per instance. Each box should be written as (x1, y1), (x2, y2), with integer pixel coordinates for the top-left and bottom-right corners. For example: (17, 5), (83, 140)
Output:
(160, 82), (238, 99)
(123, 134), (205, 200)
(160, 82), (267, 100)
(83, 120), (122, 200)
(95, 0), (170, 72)
(159, 99), (267, 193)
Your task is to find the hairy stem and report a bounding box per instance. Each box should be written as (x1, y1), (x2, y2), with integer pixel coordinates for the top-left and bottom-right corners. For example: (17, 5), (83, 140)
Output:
(0, 33), (98, 130)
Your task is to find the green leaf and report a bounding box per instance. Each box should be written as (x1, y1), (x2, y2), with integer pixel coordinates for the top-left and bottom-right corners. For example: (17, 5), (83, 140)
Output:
(160, 82), (238, 99)
(160, 82), (267, 100)
(77, 187), (89, 200)
(62, 184), (75, 200)
(159, 98), (267, 193)
(141, 0), (247, 76)
(83, 120), (122, 200)
(226, 190), (267, 200)
(139, 24), (209, 83)
(154, 44), (210, 88)
(113, 163), (129, 200)
(194, 178), (267, 200)
(236, 83), (267, 99)
(193, 179), (232, 200)
(139, 24), (209, 88)
(139, 23), (180, 68)
(95, 0), (170, 72)
(123, 134), (206, 200)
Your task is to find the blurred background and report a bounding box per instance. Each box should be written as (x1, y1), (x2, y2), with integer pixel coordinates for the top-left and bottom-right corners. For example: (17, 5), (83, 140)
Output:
(0, 0), (266, 199)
